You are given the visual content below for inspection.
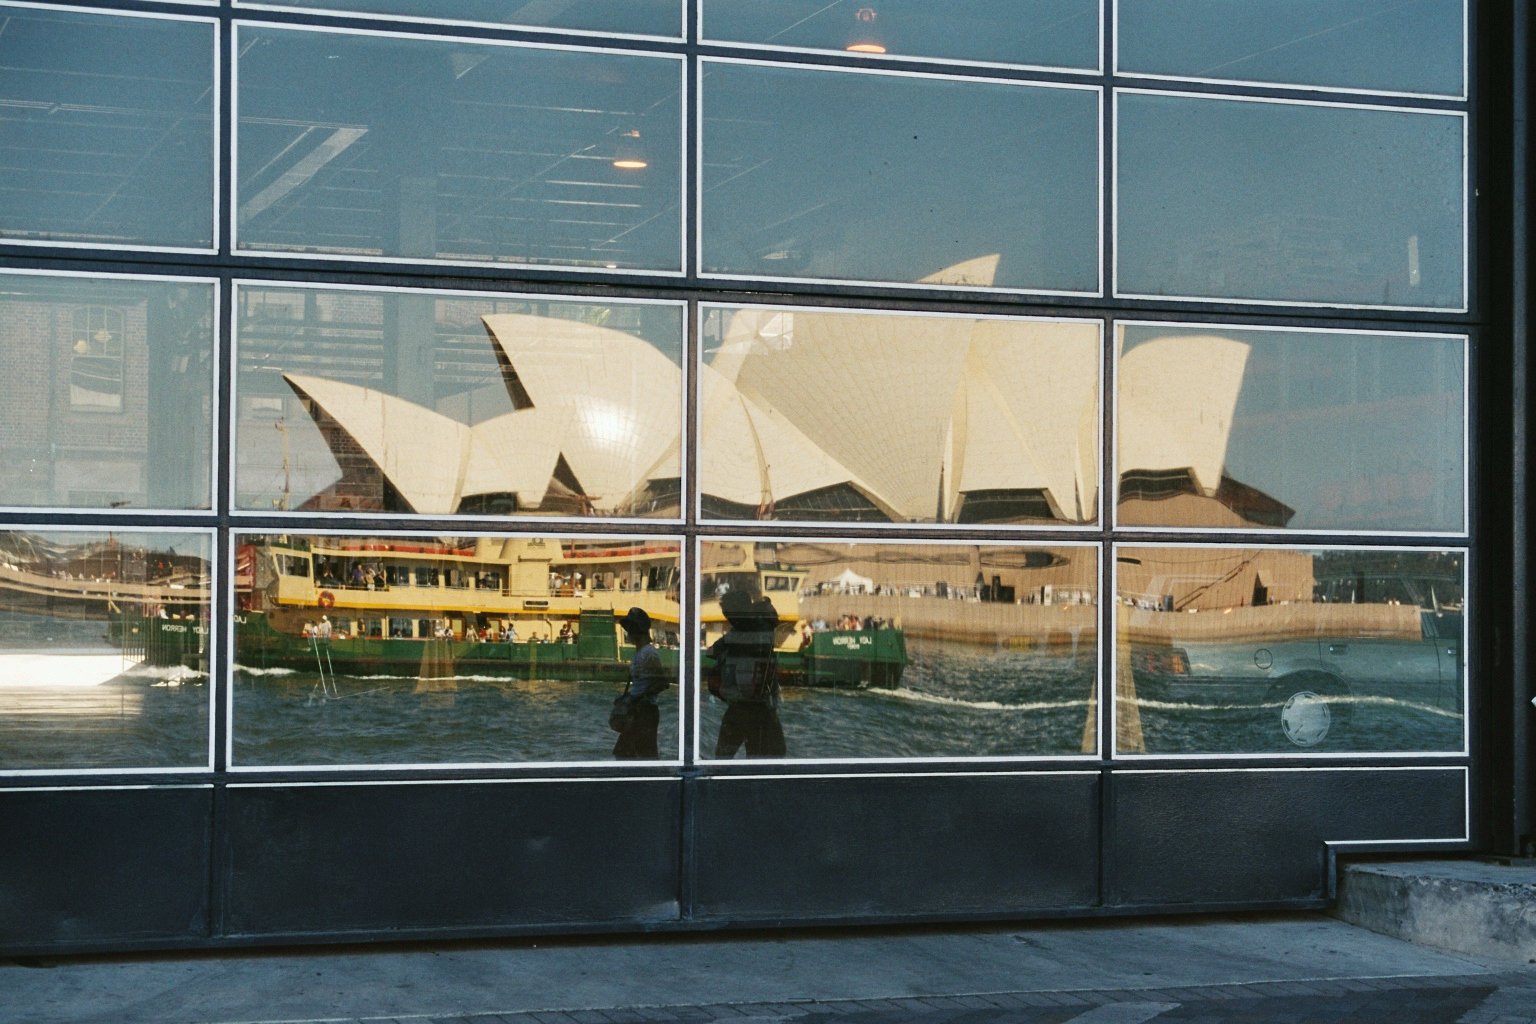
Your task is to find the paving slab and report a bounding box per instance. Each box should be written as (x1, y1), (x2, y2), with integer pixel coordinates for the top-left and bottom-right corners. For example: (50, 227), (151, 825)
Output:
(1, 913), (1532, 1024)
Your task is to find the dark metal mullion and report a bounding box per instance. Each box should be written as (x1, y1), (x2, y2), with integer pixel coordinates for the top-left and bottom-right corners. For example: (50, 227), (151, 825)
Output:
(1507, 0), (1532, 858)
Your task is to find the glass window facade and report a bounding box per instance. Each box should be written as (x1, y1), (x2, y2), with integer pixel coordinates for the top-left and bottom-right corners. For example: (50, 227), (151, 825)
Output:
(1117, 0), (1465, 97)
(3, 1), (1474, 777)
(1114, 323), (1466, 534)
(700, 61), (1100, 293)
(235, 1), (683, 38)
(699, 539), (1098, 761)
(236, 26), (683, 270)
(703, 0), (1100, 70)
(233, 285), (683, 518)
(231, 532), (681, 766)
(0, 5), (217, 250)
(1115, 546), (1465, 756)
(1116, 92), (1465, 309)
(0, 273), (217, 511)
(0, 528), (214, 772)
(699, 307), (1100, 525)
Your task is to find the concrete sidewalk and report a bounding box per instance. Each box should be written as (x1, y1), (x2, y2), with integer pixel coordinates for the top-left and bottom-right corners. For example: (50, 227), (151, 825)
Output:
(4, 913), (1535, 1024)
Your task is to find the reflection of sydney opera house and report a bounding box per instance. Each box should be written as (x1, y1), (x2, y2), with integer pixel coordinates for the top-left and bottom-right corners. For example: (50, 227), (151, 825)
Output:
(1116, 333), (1293, 528)
(276, 265), (1290, 527)
(282, 301), (1100, 523)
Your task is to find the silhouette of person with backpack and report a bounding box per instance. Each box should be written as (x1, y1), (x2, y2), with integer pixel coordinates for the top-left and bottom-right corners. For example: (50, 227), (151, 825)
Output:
(706, 590), (785, 758)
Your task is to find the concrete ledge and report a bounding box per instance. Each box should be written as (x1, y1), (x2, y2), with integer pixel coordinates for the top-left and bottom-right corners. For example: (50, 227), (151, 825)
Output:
(1333, 858), (1536, 963)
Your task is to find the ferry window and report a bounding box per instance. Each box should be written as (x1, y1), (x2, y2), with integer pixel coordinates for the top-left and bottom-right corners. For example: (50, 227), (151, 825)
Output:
(277, 555), (310, 578)
(0, 528), (213, 772)
(0, 6), (216, 249)
(1116, 92), (1465, 309)
(235, 25), (683, 271)
(0, 273), (215, 511)
(700, 61), (1100, 293)
(697, 539), (1099, 762)
(1114, 546), (1466, 756)
(235, 0), (683, 38)
(1118, 0), (1464, 97)
(698, 306), (1101, 526)
(702, 0), (1098, 71)
(233, 285), (684, 521)
(230, 532), (683, 767)
(1114, 324), (1466, 534)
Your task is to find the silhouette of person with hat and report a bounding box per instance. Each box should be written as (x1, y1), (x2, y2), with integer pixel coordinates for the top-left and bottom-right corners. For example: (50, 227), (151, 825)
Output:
(611, 606), (670, 759)
(706, 590), (785, 758)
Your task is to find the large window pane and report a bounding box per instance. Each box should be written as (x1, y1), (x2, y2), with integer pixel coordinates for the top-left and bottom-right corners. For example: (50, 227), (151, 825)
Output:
(1119, 0), (1464, 97)
(236, 1), (681, 38)
(703, 0), (1098, 70)
(0, 529), (212, 772)
(702, 62), (1099, 293)
(234, 286), (683, 519)
(1116, 546), (1465, 755)
(232, 532), (681, 766)
(0, 273), (215, 510)
(236, 27), (682, 271)
(699, 540), (1098, 760)
(1115, 324), (1465, 534)
(1116, 93), (1464, 309)
(700, 306), (1100, 525)
(0, 6), (215, 249)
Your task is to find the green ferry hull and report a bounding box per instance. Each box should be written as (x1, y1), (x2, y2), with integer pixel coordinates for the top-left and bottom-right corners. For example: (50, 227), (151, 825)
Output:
(126, 611), (906, 689)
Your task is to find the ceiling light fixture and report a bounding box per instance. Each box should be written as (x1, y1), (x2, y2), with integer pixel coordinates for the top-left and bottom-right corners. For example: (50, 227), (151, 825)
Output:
(846, 7), (886, 53)
(612, 129), (648, 170)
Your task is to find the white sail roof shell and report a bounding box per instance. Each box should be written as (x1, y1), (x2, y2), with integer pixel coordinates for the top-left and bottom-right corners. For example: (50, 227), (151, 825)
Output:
(696, 361), (883, 512)
(283, 374), (561, 514)
(948, 320), (1100, 521)
(1117, 334), (1250, 496)
(481, 313), (681, 511)
(716, 306), (974, 520)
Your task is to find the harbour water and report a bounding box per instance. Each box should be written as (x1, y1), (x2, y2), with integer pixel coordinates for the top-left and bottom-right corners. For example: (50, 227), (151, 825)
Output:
(0, 627), (1463, 769)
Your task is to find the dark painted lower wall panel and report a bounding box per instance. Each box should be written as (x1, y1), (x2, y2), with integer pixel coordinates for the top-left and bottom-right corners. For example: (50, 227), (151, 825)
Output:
(1106, 768), (1467, 908)
(689, 773), (1100, 922)
(222, 780), (680, 937)
(0, 786), (212, 948)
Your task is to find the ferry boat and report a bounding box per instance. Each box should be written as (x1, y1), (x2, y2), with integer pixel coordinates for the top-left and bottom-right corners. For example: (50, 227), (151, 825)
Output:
(212, 536), (906, 688)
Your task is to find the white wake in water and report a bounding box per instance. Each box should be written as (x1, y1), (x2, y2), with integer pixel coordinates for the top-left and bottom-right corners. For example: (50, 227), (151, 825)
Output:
(866, 687), (1090, 713)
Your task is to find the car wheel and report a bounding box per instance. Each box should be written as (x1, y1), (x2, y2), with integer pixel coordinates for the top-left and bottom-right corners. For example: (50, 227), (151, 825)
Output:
(1272, 674), (1348, 748)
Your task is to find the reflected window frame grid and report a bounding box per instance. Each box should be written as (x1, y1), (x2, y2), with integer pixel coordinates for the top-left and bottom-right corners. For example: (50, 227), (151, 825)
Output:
(229, 20), (688, 276)
(693, 301), (1106, 531)
(0, 3), (222, 256)
(1110, 88), (1470, 314)
(1109, 319), (1471, 539)
(1110, 0), (1469, 102)
(225, 526), (688, 772)
(1109, 541), (1471, 762)
(694, 56), (1106, 298)
(228, 279), (689, 526)
(696, 0), (1105, 76)
(0, 267), (222, 517)
(233, 0), (687, 42)
(0, 523), (219, 778)
(692, 534), (1104, 766)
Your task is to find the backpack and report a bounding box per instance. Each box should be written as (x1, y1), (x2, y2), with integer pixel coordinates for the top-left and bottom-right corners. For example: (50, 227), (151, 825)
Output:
(712, 633), (777, 704)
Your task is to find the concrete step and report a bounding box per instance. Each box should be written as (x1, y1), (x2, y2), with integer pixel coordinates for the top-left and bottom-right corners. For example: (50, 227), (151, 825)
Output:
(1333, 858), (1536, 963)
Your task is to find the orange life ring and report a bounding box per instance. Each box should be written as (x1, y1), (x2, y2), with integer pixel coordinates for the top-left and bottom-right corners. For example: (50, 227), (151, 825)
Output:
(317, 590), (336, 609)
